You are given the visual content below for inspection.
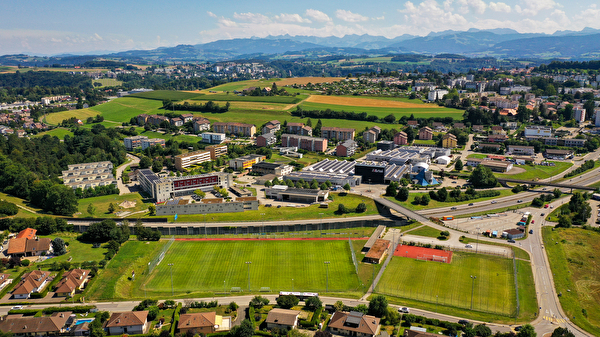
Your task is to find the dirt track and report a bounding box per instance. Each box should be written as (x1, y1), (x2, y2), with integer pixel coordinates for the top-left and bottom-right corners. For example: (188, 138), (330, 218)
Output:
(304, 95), (442, 109)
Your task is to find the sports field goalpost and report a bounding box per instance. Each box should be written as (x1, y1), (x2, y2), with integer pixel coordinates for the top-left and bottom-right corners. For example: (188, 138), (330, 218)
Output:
(147, 236), (175, 275)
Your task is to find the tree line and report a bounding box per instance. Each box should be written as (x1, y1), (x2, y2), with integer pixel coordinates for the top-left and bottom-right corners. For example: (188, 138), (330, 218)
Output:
(162, 99), (229, 113)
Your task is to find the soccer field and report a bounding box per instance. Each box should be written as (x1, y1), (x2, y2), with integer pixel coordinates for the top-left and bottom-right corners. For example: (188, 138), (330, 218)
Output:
(376, 253), (516, 316)
(144, 240), (360, 294)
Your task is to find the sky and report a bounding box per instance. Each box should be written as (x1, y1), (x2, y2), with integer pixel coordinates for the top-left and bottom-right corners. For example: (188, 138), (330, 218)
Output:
(1, 0), (599, 55)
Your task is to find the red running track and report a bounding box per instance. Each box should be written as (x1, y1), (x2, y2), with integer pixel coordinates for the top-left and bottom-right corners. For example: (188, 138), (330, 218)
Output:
(393, 244), (453, 263)
(175, 237), (368, 241)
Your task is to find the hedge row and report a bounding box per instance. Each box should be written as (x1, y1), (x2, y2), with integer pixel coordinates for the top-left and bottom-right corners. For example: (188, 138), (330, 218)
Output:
(170, 303), (182, 337)
(249, 306), (256, 328)
(43, 305), (96, 314)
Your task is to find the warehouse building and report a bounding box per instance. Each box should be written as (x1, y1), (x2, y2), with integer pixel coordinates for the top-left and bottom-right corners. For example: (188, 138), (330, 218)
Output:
(138, 169), (233, 202)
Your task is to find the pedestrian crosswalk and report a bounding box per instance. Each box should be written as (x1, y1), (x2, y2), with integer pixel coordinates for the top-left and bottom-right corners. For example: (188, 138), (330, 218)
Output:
(543, 316), (567, 323)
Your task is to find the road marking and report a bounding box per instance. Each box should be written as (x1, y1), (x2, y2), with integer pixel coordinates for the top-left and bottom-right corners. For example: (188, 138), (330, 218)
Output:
(543, 316), (566, 323)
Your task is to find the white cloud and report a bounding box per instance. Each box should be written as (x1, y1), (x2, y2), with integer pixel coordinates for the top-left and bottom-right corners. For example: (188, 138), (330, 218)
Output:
(398, 0), (469, 33)
(335, 9), (369, 22)
(550, 9), (570, 26)
(305, 9), (332, 23)
(218, 17), (237, 27)
(94, 33), (103, 41)
(374, 16), (385, 20)
(515, 0), (556, 16)
(274, 13), (311, 23)
(457, 0), (487, 14)
(207, 11), (217, 18)
(489, 2), (511, 13)
(233, 12), (270, 24)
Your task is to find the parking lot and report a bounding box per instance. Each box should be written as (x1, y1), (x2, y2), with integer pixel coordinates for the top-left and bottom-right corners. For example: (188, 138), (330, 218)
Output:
(443, 212), (527, 236)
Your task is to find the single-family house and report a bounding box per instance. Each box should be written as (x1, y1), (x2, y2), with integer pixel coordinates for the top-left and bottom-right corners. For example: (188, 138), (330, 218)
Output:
(104, 311), (149, 335)
(54, 269), (91, 297)
(12, 270), (51, 299)
(328, 311), (381, 337)
(0, 311), (72, 336)
(265, 309), (301, 330)
(178, 312), (217, 335)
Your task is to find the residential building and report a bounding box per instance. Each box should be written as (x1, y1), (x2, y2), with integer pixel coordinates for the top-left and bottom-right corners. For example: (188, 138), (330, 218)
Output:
(256, 133), (277, 147)
(502, 121), (518, 130)
(564, 138), (586, 147)
(363, 130), (377, 143)
(574, 107), (586, 123)
(104, 311), (149, 335)
(472, 125), (484, 132)
(206, 144), (228, 159)
(508, 145), (535, 156)
(404, 328), (441, 337)
(490, 126), (506, 135)
(300, 125), (313, 136)
(418, 127), (433, 140)
(251, 162), (294, 176)
(487, 134), (508, 143)
(7, 234), (52, 257)
(262, 120), (281, 134)
(175, 150), (211, 170)
(141, 138), (166, 150)
(61, 161), (116, 190)
(12, 270), (51, 299)
(453, 122), (465, 129)
(181, 114), (194, 123)
(229, 154), (266, 170)
(394, 132), (408, 145)
(0, 312), (72, 335)
(124, 136), (147, 150)
(266, 309), (300, 330)
(321, 127), (355, 141)
(193, 118), (211, 133)
(54, 269), (90, 297)
(212, 122), (256, 137)
(441, 133), (457, 148)
(479, 143), (500, 151)
(178, 312), (230, 335)
(287, 123), (305, 134)
(201, 132), (226, 144)
(595, 108), (600, 127)
(170, 117), (183, 127)
(328, 311), (381, 337)
(407, 120), (418, 128)
(427, 89), (448, 101)
(337, 139), (358, 157)
(281, 134), (327, 152)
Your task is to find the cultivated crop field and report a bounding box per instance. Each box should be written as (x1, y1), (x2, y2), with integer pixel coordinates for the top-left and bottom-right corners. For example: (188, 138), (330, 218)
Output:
(191, 93), (304, 104)
(143, 240), (360, 295)
(376, 253), (517, 316)
(129, 90), (203, 101)
(304, 95), (439, 109)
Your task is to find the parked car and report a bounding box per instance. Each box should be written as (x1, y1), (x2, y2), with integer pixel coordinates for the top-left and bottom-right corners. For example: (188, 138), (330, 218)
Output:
(514, 326), (523, 332)
(529, 230), (534, 234)
(11, 306), (23, 310)
(541, 213), (545, 216)
(491, 200), (497, 204)
(507, 239), (516, 243)
(531, 220), (535, 224)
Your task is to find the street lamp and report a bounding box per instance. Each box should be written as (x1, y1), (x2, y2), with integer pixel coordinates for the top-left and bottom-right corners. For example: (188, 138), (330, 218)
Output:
(245, 261), (252, 291)
(324, 261), (330, 292)
(168, 263), (174, 296)
(260, 213), (265, 236)
(470, 275), (477, 310)
(475, 227), (480, 254)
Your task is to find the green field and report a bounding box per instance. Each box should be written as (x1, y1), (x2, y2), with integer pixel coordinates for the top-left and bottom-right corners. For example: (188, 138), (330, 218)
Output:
(92, 78), (123, 87)
(143, 240), (360, 295)
(407, 225), (446, 239)
(376, 253), (517, 316)
(299, 102), (465, 120)
(76, 193), (150, 218)
(542, 227), (600, 336)
(497, 162), (573, 180)
(34, 127), (74, 139)
(39, 233), (108, 264)
(129, 90), (203, 101)
(160, 193), (378, 222)
(191, 93), (305, 104)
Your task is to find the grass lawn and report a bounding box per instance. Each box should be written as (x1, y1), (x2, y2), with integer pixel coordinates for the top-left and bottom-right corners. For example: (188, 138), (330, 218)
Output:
(497, 162), (573, 180)
(92, 78), (123, 87)
(376, 252), (532, 321)
(407, 225), (446, 240)
(38, 232), (108, 264)
(467, 154), (489, 159)
(413, 139), (436, 145)
(174, 227), (375, 240)
(385, 189), (515, 211)
(129, 90), (203, 101)
(553, 160), (600, 183)
(34, 127), (74, 139)
(190, 100), (292, 111)
(542, 227), (600, 336)
(298, 102), (464, 120)
(190, 94), (305, 104)
(143, 240), (360, 296)
(0, 191), (43, 216)
(162, 193), (378, 222)
(75, 193), (150, 218)
(86, 240), (167, 300)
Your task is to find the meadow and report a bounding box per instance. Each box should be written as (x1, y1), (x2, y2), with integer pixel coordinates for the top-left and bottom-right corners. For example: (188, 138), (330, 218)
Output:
(76, 193), (150, 218)
(92, 78), (123, 87)
(129, 90), (203, 101)
(542, 227), (600, 336)
(385, 189), (515, 211)
(190, 93), (304, 104)
(497, 162), (573, 180)
(34, 127), (74, 139)
(376, 253), (517, 316)
(143, 240), (360, 296)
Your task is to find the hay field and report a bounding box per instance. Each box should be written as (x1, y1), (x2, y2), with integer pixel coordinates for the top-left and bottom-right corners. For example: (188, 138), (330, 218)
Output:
(188, 100), (291, 111)
(274, 77), (345, 86)
(304, 95), (442, 109)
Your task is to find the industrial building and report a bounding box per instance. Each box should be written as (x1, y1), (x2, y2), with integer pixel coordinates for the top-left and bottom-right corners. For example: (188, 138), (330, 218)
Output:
(377, 141), (396, 151)
(354, 162), (387, 184)
(138, 169), (233, 202)
(265, 186), (329, 203)
(61, 161), (117, 190)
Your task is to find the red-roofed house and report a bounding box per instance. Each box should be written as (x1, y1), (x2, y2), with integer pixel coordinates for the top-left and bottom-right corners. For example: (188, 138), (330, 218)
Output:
(16, 228), (37, 240)
(104, 311), (149, 335)
(12, 270), (51, 299)
(54, 269), (91, 297)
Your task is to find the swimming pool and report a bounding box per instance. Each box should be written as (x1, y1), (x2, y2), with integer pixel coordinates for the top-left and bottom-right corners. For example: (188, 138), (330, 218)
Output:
(76, 318), (95, 324)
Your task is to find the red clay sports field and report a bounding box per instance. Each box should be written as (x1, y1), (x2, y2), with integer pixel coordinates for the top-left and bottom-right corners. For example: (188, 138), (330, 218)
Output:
(393, 244), (453, 263)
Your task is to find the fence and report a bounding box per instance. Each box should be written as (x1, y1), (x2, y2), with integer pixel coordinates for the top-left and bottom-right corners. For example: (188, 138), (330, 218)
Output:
(348, 239), (359, 275)
(513, 254), (520, 319)
(147, 235), (175, 274)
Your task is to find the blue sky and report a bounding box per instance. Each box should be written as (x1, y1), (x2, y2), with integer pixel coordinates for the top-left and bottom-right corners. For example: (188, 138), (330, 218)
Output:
(1, 0), (599, 55)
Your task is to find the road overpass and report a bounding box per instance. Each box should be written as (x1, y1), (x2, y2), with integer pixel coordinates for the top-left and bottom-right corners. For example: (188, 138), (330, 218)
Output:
(497, 178), (597, 191)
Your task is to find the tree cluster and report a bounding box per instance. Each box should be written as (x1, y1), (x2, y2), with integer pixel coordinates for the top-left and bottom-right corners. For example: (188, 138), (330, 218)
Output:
(469, 165), (498, 188)
(135, 222), (162, 241)
(0, 216), (70, 235)
(162, 100), (229, 113)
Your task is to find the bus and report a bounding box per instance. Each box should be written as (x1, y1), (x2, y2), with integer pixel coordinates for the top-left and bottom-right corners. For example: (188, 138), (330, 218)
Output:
(278, 291), (319, 301)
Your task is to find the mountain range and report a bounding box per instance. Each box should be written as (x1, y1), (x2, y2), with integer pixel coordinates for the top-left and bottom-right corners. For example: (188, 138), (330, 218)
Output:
(2, 28), (600, 66)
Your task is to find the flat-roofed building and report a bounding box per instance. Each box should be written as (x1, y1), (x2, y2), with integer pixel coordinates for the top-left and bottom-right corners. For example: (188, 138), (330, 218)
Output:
(141, 138), (166, 150)
(252, 162), (294, 176)
(201, 132), (226, 144)
(265, 186), (329, 203)
(213, 122), (256, 137)
(229, 154), (266, 170)
(138, 169), (233, 202)
(564, 138), (586, 147)
(544, 149), (574, 160)
(206, 144), (228, 159)
(124, 136), (147, 150)
(175, 150), (211, 170)
(524, 125), (552, 138)
(281, 134), (327, 152)
(61, 161), (116, 190)
(466, 158), (513, 172)
(508, 145), (535, 156)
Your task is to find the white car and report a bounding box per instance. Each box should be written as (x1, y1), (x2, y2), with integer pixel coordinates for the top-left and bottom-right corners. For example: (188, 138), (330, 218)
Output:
(398, 307), (410, 313)
(465, 244), (473, 248)
(11, 306), (23, 310)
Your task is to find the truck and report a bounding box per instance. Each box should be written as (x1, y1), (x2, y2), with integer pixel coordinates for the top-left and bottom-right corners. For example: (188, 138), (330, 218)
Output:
(442, 216), (454, 221)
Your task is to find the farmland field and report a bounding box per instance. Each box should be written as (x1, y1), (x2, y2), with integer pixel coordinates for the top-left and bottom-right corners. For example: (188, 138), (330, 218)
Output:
(189, 100), (292, 111)
(129, 90), (203, 101)
(377, 253), (517, 316)
(543, 227), (600, 336)
(304, 95), (441, 109)
(92, 78), (123, 87)
(143, 240), (360, 296)
(299, 102), (464, 120)
(190, 93), (305, 104)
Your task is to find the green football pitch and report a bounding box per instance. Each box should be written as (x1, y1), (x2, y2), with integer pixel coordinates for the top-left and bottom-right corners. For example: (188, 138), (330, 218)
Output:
(376, 253), (516, 316)
(143, 240), (361, 294)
